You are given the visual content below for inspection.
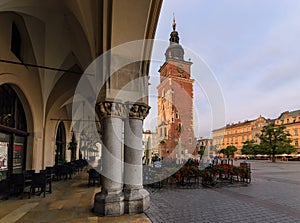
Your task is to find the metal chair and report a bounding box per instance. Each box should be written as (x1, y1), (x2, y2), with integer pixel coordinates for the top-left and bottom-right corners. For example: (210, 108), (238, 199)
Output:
(30, 172), (50, 198)
(87, 168), (101, 186)
(8, 173), (31, 199)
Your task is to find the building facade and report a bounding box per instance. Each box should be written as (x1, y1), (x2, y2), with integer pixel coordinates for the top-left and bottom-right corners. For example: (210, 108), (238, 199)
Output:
(275, 110), (300, 154)
(157, 19), (196, 161)
(196, 138), (214, 161)
(212, 116), (270, 157)
(0, 0), (162, 216)
(142, 130), (159, 165)
(213, 111), (300, 157)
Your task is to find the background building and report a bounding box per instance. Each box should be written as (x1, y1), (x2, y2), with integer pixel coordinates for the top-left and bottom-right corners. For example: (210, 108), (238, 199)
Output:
(196, 138), (214, 161)
(275, 110), (300, 154)
(157, 19), (196, 161)
(212, 116), (270, 157)
(213, 110), (300, 157)
(142, 130), (159, 165)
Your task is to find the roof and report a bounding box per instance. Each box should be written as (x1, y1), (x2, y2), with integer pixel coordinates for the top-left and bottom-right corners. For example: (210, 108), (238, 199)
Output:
(212, 116), (268, 132)
(278, 110), (300, 121)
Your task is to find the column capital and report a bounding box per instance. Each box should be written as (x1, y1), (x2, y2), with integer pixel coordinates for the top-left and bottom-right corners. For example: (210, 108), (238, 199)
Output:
(96, 100), (151, 120)
(126, 102), (151, 120)
(97, 100), (126, 120)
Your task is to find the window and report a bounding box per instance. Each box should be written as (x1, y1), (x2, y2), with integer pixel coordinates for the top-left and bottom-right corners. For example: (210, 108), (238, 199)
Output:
(0, 84), (28, 180)
(162, 89), (165, 98)
(295, 139), (299, 147)
(0, 84), (27, 130)
(294, 129), (298, 136)
(11, 22), (22, 61)
(178, 123), (182, 131)
(189, 138), (192, 144)
(0, 133), (9, 180)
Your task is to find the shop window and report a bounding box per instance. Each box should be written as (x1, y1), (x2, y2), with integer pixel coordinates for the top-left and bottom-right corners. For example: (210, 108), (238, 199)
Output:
(0, 133), (9, 180)
(0, 84), (28, 180)
(13, 136), (25, 173)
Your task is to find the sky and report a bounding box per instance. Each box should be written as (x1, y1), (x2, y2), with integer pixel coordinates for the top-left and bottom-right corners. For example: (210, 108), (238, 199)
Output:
(143, 0), (300, 138)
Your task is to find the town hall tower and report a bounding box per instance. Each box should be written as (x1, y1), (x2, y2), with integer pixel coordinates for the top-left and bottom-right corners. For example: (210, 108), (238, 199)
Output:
(157, 18), (196, 161)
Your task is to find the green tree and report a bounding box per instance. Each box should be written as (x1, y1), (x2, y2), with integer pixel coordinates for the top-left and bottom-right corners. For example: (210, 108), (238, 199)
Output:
(258, 124), (296, 162)
(219, 145), (237, 159)
(198, 146), (205, 160)
(241, 140), (260, 156)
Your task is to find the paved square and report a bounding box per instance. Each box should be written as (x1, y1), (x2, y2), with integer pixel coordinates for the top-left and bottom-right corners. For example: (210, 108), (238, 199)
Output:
(145, 160), (300, 223)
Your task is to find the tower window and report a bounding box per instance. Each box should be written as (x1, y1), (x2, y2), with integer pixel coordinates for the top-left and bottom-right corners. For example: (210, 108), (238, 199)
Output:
(162, 89), (165, 98)
(11, 22), (22, 61)
(178, 123), (182, 132)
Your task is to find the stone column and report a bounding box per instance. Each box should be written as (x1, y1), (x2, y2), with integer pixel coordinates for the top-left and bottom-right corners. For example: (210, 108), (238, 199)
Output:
(94, 101), (125, 216)
(124, 103), (150, 214)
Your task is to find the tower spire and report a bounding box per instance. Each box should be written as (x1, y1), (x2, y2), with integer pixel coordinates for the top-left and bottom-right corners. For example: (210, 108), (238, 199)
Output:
(165, 14), (184, 61)
(169, 15), (179, 44)
(172, 13), (176, 31)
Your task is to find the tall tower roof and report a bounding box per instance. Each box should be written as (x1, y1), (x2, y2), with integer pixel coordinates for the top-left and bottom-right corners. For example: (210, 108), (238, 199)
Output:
(165, 16), (184, 61)
(169, 17), (179, 43)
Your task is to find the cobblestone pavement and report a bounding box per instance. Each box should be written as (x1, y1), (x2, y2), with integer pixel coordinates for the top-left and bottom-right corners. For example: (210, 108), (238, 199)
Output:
(145, 160), (300, 223)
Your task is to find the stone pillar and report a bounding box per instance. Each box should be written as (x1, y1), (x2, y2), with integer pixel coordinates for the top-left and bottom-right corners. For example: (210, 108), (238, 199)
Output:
(94, 101), (125, 216)
(124, 103), (150, 214)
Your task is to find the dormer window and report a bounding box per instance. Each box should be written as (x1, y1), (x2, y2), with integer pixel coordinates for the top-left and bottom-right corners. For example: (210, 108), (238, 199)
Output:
(11, 22), (22, 61)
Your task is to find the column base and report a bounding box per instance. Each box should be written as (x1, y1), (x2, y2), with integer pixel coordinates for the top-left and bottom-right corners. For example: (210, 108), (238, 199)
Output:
(124, 187), (150, 214)
(94, 191), (124, 216)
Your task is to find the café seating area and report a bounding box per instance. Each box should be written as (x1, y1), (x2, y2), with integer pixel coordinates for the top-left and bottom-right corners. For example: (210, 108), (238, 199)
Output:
(1, 159), (88, 199)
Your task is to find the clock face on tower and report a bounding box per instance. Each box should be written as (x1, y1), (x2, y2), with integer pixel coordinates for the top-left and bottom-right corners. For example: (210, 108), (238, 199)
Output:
(177, 65), (184, 73)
